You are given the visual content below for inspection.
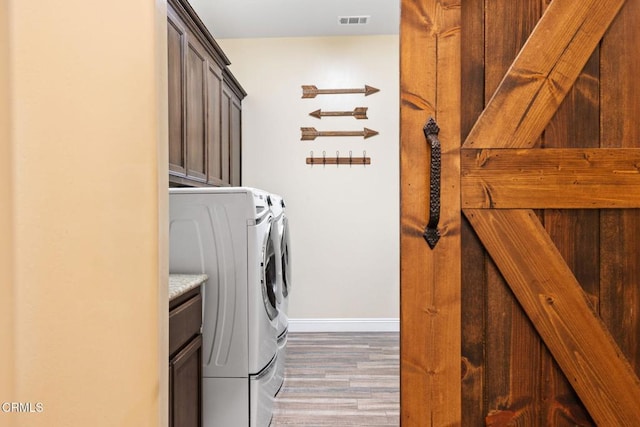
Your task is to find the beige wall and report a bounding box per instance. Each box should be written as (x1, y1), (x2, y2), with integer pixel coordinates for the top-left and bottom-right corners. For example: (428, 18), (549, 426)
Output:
(219, 36), (400, 323)
(0, 0), (16, 425)
(2, 1), (167, 426)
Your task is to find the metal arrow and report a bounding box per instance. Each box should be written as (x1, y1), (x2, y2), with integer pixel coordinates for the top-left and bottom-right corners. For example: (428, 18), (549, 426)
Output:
(302, 85), (380, 98)
(309, 107), (368, 120)
(300, 127), (379, 141)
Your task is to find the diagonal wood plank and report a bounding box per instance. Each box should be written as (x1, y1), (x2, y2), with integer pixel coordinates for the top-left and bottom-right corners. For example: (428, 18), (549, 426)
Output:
(462, 0), (625, 149)
(461, 148), (640, 208)
(464, 208), (640, 426)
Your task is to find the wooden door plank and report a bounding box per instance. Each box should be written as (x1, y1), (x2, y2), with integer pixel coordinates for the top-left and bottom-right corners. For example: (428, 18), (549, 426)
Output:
(460, 1), (488, 423)
(600, 0), (640, 377)
(400, 0), (461, 425)
(464, 208), (640, 426)
(542, 209), (600, 426)
(464, 3), (546, 424)
(461, 148), (640, 208)
(463, 0), (625, 149)
(483, 0), (543, 103)
(401, 5), (437, 423)
(541, 51), (601, 423)
(484, 258), (543, 427)
(601, 0), (640, 150)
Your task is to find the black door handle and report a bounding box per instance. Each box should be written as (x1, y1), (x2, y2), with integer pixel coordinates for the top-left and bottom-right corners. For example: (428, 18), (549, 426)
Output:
(423, 117), (441, 249)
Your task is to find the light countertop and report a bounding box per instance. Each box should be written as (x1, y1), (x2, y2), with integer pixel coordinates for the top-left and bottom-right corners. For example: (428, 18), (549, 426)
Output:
(169, 274), (208, 301)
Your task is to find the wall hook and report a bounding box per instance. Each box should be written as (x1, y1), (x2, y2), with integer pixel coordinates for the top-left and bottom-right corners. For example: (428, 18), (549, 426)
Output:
(305, 151), (371, 166)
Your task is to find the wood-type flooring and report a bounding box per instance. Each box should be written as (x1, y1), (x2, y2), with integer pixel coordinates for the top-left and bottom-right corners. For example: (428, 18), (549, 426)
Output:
(272, 331), (399, 426)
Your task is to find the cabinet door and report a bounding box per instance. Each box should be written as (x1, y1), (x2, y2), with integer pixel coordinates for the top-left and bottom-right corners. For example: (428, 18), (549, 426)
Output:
(170, 334), (202, 427)
(185, 35), (207, 183)
(220, 85), (231, 184)
(167, 0), (244, 188)
(207, 61), (223, 186)
(230, 96), (242, 186)
(167, 7), (186, 177)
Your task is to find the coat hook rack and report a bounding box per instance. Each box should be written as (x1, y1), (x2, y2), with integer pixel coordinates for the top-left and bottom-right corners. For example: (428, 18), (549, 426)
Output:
(306, 150), (371, 166)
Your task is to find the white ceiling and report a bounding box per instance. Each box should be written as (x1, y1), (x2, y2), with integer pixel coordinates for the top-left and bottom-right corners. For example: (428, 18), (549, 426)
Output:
(187, 0), (400, 39)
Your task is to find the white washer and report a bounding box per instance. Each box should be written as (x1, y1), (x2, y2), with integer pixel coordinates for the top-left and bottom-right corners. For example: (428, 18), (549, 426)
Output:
(169, 187), (280, 427)
(269, 193), (292, 395)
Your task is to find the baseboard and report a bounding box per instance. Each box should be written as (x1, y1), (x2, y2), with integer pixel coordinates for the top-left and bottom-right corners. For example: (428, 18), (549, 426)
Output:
(288, 318), (399, 333)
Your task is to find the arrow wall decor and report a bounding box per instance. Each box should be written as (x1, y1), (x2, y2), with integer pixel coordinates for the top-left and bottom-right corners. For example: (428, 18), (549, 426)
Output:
(302, 85), (379, 98)
(309, 107), (368, 120)
(300, 127), (379, 141)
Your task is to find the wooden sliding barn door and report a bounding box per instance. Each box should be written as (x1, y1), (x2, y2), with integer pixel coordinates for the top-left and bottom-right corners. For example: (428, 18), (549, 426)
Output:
(400, 0), (640, 425)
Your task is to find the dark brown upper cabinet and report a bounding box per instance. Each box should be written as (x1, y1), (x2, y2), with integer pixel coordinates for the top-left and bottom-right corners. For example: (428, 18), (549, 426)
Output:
(167, 0), (246, 188)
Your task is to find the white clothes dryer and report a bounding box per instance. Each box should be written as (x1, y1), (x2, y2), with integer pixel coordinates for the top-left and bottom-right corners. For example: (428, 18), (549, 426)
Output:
(169, 187), (280, 427)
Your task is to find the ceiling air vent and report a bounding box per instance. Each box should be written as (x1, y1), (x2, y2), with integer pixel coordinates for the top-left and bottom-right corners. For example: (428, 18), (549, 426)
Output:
(338, 16), (370, 25)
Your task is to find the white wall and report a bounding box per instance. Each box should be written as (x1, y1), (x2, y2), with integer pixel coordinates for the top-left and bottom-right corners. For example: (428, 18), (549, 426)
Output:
(219, 36), (399, 322)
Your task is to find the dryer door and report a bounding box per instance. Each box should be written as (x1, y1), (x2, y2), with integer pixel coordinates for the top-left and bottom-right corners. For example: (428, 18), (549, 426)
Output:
(263, 224), (279, 321)
(280, 216), (291, 298)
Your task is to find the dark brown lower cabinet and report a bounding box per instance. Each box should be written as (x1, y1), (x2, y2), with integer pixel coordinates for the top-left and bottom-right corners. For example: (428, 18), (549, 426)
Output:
(170, 335), (202, 427)
(169, 288), (203, 427)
